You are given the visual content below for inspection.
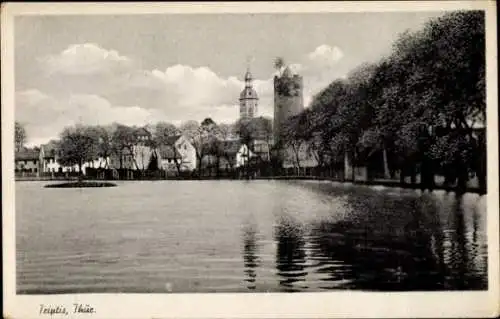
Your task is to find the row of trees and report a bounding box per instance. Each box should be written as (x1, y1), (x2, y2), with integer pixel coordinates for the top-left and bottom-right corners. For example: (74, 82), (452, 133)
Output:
(34, 116), (273, 178)
(281, 11), (486, 193)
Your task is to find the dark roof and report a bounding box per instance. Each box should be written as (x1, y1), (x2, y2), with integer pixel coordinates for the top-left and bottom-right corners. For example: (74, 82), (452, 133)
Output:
(15, 148), (39, 161)
(135, 127), (152, 138)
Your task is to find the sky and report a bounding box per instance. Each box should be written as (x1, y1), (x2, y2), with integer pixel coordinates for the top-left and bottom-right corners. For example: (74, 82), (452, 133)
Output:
(14, 12), (446, 146)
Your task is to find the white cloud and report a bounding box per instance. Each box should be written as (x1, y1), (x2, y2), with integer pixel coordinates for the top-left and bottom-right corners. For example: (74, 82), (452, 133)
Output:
(18, 43), (353, 145)
(16, 89), (156, 145)
(152, 64), (244, 108)
(39, 43), (132, 76)
(307, 44), (344, 66)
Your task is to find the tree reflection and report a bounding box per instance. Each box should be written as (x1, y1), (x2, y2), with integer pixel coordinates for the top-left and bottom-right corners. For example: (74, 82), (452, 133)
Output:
(274, 215), (307, 292)
(242, 222), (260, 290)
(440, 195), (486, 290)
(307, 191), (452, 290)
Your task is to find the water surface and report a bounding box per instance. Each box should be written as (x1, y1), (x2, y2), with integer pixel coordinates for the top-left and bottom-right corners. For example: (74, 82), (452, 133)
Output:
(16, 180), (488, 293)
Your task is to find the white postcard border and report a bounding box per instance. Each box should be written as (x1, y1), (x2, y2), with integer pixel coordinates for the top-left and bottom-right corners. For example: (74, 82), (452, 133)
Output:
(2, 2), (498, 318)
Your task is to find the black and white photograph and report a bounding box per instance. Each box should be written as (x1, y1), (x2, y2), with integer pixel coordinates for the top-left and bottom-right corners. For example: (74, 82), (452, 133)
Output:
(2, 1), (498, 318)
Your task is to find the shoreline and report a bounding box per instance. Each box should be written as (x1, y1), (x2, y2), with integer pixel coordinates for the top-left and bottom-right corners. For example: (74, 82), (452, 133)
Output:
(15, 175), (485, 195)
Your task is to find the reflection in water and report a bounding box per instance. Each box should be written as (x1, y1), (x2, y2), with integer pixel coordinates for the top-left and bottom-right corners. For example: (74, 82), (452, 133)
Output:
(440, 195), (487, 289)
(270, 183), (488, 291)
(242, 222), (260, 290)
(16, 181), (487, 293)
(274, 215), (308, 292)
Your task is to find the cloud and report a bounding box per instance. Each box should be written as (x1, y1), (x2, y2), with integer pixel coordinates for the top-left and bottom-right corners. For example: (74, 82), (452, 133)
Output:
(307, 44), (344, 67)
(18, 43), (351, 145)
(39, 43), (132, 76)
(286, 44), (347, 107)
(16, 89), (156, 146)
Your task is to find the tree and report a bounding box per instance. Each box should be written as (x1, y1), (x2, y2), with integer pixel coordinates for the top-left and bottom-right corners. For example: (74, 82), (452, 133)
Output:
(180, 120), (206, 175)
(274, 57), (285, 74)
(15, 122), (27, 152)
(287, 11), (485, 190)
(85, 125), (113, 169)
(235, 117), (273, 147)
(198, 118), (225, 176)
(217, 123), (233, 141)
(58, 125), (98, 180)
(111, 124), (138, 170)
(154, 122), (180, 145)
(153, 122), (184, 175)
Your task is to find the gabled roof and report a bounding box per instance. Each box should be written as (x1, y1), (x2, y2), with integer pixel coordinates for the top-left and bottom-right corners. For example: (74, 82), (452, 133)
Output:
(15, 148), (39, 161)
(135, 127), (152, 138)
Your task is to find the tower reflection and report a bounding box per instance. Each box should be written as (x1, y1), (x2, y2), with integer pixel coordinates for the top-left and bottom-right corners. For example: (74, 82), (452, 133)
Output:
(274, 215), (307, 292)
(242, 222), (260, 290)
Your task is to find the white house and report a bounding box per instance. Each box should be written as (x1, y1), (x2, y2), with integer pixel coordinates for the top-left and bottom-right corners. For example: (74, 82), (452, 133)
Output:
(157, 134), (197, 172)
(216, 140), (255, 170)
(108, 127), (157, 171)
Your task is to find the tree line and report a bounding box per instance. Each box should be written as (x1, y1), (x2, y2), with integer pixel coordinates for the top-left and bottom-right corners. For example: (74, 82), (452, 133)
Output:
(281, 11), (486, 193)
(15, 117), (273, 178)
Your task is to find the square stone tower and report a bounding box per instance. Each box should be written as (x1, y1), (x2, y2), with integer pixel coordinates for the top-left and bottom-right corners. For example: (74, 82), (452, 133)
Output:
(273, 67), (304, 146)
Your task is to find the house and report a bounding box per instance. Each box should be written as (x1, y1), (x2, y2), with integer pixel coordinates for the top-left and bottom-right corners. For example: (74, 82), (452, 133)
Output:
(15, 148), (41, 176)
(40, 142), (57, 173)
(157, 134), (197, 172)
(108, 127), (158, 171)
(251, 139), (270, 162)
(109, 148), (135, 170)
(282, 140), (318, 170)
(158, 144), (178, 172)
(39, 141), (86, 174)
(217, 139), (254, 170)
(135, 126), (153, 144)
(133, 127), (154, 171)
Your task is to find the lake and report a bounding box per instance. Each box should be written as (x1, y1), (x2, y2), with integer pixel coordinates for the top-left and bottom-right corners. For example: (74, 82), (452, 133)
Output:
(16, 180), (487, 293)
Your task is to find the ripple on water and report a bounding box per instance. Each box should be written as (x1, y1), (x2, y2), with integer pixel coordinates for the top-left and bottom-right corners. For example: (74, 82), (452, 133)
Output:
(16, 180), (488, 293)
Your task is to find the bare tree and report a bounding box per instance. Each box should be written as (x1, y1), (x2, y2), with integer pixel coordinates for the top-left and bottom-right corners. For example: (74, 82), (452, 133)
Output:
(15, 122), (27, 152)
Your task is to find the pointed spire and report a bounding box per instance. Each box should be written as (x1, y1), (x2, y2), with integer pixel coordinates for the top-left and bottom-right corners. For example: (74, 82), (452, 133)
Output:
(244, 56), (253, 87)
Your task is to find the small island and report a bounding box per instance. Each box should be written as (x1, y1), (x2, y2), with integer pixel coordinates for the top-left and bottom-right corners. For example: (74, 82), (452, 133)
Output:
(45, 181), (117, 188)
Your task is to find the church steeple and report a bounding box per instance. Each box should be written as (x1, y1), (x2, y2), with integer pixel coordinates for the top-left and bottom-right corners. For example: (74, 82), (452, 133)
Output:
(239, 60), (258, 119)
(244, 67), (253, 88)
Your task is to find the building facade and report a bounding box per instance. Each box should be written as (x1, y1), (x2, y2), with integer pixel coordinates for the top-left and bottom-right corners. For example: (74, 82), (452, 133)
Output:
(15, 148), (41, 176)
(158, 135), (197, 172)
(239, 68), (259, 119)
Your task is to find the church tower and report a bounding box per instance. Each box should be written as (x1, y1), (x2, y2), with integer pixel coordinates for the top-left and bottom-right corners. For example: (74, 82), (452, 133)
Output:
(239, 68), (258, 119)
